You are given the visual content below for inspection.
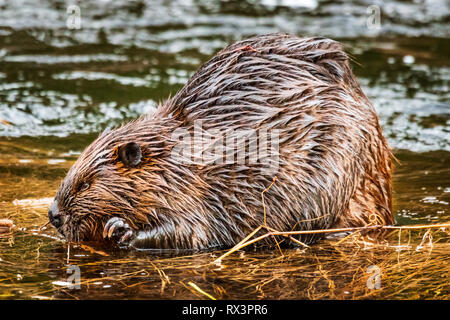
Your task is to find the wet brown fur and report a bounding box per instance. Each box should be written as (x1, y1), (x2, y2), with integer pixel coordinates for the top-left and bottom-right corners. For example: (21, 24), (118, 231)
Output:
(52, 33), (394, 249)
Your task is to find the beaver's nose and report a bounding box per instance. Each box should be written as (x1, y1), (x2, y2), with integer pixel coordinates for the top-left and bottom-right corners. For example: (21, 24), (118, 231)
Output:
(48, 200), (62, 228)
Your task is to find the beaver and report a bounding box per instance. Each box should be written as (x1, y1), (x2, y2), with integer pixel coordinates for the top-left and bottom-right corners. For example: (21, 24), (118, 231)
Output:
(48, 33), (394, 250)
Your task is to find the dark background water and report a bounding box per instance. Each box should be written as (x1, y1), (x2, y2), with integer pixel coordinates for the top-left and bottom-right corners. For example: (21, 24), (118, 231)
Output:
(0, 0), (449, 299)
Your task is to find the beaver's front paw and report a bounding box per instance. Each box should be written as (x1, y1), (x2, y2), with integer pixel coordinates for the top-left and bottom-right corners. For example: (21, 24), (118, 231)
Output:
(103, 217), (135, 247)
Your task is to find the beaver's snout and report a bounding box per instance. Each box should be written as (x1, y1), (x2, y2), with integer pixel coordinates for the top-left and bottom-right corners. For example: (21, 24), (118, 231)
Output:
(48, 200), (62, 229)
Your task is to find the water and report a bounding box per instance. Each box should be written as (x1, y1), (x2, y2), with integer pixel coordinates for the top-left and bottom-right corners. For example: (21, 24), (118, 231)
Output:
(0, 0), (449, 299)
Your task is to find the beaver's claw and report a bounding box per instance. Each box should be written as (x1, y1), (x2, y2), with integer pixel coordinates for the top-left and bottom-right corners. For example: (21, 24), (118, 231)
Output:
(103, 217), (134, 246)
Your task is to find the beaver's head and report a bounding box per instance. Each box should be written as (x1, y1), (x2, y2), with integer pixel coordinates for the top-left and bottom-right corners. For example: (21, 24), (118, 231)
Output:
(48, 116), (180, 242)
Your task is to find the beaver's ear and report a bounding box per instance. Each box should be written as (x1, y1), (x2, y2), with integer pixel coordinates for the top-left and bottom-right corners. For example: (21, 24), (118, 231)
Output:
(118, 142), (142, 167)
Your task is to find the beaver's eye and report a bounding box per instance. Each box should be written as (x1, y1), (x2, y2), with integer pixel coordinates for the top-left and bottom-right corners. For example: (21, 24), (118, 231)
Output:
(80, 183), (90, 192)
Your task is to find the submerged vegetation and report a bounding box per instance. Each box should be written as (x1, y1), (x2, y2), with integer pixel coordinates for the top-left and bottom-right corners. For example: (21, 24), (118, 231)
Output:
(0, 218), (448, 299)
